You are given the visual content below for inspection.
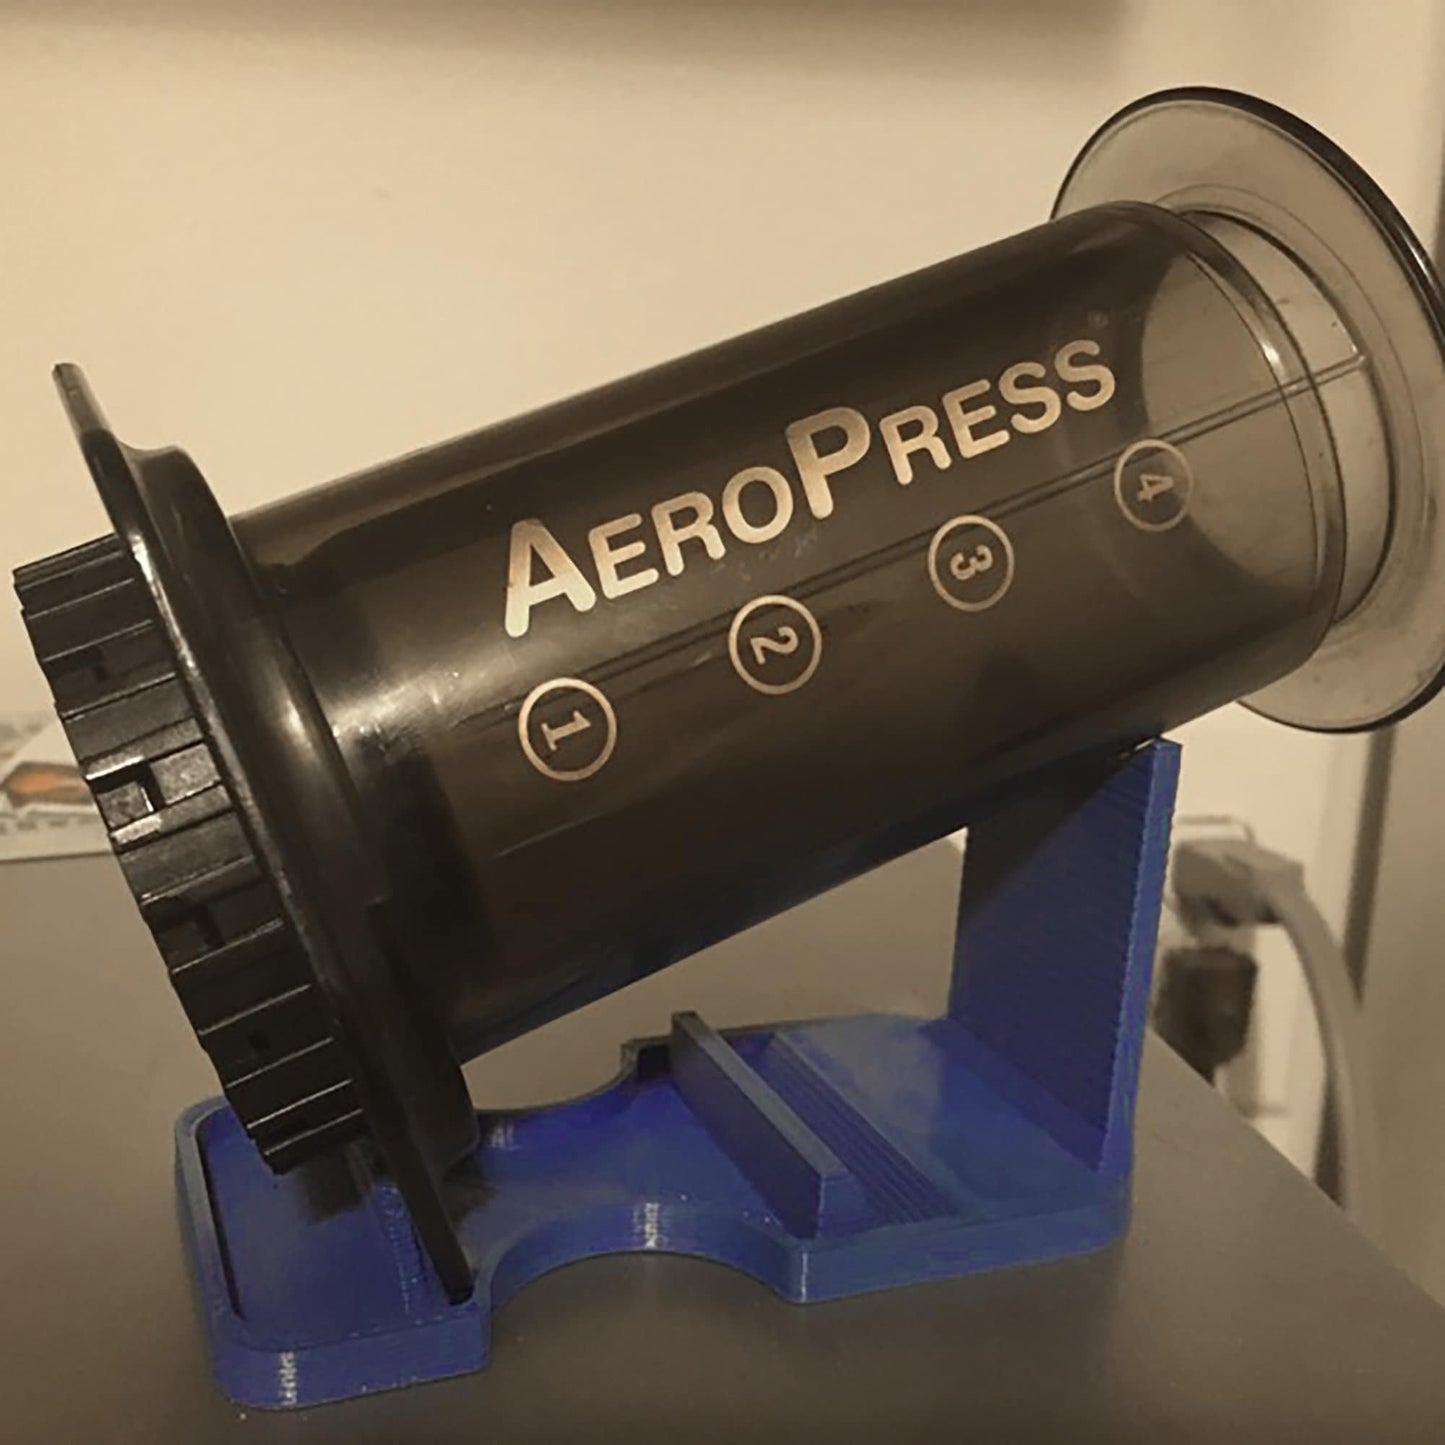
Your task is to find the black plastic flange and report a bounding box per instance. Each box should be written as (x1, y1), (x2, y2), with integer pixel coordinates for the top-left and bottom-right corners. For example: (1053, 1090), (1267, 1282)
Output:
(14, 367), (478, 1300)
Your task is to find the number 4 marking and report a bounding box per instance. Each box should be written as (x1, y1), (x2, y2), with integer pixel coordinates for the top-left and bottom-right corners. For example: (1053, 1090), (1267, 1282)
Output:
(1137, 471), (1176, 504)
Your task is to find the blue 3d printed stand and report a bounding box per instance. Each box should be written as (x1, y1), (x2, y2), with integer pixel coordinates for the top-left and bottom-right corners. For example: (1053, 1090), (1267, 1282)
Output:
(176, 739), (1180, 1409)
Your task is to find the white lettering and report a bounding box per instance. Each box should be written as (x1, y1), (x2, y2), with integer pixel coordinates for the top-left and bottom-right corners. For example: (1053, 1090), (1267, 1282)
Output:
(502, 336), (1120, 632)
(1000, 361), (1063, 435)
(722, 466), (795, 544)
(505, 519), (597, 638)
(879, 404), (952, 485)
(588, 513), (661, 601)
(1056, 338), (1117, 412)
(941, 379), (1010, 459)
(786, 406), (872, 519)
(651, 492), (726, 576)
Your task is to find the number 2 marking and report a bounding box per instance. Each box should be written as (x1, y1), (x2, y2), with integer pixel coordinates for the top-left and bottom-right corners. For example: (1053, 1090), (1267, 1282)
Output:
(949, 544), (994, 583)
(749, 624), (800, 667)
(539, 709), (591, 754)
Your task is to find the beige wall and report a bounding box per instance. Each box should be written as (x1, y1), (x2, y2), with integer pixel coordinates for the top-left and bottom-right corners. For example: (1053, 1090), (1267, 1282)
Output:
(3, 0), (1443, 1159)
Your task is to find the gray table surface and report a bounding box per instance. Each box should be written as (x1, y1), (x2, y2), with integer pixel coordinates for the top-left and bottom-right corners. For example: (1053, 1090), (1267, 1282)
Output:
(5, 840), (1445, 1443)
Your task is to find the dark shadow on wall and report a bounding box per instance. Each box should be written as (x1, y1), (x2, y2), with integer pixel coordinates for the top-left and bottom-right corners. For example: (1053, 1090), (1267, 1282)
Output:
(11, 0), (1133, 81)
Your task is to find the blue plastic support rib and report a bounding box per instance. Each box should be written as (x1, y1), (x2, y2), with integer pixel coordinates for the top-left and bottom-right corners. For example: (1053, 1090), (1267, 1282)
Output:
(175, 740), (1181, 1409)
(669, 1011), (870, 1237)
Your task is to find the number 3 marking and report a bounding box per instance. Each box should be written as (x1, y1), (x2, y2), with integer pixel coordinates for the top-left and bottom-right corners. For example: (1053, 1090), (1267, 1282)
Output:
(949, 545), (994, 583)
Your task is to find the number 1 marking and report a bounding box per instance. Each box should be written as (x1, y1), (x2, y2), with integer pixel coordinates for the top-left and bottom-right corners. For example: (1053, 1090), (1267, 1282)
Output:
(539, 709), (591, 754)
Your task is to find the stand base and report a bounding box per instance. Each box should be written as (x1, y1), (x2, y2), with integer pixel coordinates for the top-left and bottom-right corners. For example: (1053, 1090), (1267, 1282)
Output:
(176, 741), (1179, 1409)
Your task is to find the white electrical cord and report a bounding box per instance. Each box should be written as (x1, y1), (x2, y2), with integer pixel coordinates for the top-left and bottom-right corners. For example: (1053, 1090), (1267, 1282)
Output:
(1171, 839), (1383, 1244)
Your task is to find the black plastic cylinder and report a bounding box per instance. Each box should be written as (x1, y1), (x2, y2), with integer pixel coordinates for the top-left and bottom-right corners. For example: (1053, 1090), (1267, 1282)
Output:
(231, 201), (1342, 1062)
